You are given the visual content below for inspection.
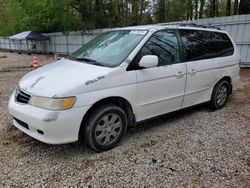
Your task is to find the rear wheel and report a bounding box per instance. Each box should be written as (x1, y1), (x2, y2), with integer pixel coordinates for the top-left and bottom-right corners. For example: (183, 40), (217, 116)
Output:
(84, 104), (127, 152)
(210, 80), (230, 110)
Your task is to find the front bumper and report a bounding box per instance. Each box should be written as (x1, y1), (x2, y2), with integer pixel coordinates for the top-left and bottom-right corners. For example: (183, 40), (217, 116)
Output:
(8, 92), (90, 144)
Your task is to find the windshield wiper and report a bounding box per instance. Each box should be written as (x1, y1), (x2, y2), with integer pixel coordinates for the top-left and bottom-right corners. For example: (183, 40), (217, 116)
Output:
(76, 57), (96, 62)
(75, 57), (105, 66)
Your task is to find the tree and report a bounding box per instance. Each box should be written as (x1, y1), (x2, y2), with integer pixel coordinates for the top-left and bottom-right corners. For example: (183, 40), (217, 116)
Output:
(209, 0), (219, 17)
(130, 0), (139, 25)
(226, 0), (231, 16)
(187, 0), (193, 20)
(199, 0), (205, 18)
(194, 0), (199, 19)
(239, 0), (250, 15)
(0, 0), (82, 36)
(0, 0), (17, 36)
(215, 0), (219, 16)
(1, 0), (249, 37)
(157, 0), (166, 23)
(233, 0), (238, 15)
(70, 0), (95, 29)
(94, 0), (102, 28)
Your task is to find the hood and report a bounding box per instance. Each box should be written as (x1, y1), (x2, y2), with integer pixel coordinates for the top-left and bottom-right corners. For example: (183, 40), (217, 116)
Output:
(19, 58), (114, 97)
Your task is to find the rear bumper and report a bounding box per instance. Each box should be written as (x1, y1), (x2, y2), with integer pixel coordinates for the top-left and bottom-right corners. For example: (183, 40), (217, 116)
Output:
(8, 92), (90, 144)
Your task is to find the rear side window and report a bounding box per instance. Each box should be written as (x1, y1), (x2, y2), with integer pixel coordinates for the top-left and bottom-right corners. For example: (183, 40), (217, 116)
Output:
(180, 29), (234, 61)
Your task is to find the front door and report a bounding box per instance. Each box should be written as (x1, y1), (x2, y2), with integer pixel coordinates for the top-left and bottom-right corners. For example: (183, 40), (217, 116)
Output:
(134, 30), (187, 121)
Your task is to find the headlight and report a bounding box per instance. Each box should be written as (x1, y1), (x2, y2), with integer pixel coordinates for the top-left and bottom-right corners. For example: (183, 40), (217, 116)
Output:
(29, 96), (76, 110)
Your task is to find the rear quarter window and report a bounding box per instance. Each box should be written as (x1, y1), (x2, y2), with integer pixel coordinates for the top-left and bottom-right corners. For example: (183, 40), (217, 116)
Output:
(180, 29), (234, 61)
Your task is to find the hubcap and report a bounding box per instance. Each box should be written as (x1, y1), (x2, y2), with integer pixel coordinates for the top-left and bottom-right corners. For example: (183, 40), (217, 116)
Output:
(216, 85), (227, 106)
(95, 113), (122, 145)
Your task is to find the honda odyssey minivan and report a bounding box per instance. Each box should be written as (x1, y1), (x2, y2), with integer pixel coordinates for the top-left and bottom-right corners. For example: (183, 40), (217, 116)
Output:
(8, 24), (240, 151)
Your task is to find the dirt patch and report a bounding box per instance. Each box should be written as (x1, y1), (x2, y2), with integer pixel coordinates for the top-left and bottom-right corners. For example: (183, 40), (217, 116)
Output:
(240, 68), (250, 77)
(0, 65), (32, 72)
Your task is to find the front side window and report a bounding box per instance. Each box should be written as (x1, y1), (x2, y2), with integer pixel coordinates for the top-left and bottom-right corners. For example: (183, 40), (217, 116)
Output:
(71, 30), (147, 67)
(180, 29), (234, 61)
(140, 30), (180, 66)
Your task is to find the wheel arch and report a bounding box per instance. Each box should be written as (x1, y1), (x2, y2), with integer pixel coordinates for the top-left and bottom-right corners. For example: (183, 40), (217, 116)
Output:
(216, 76), (232, 94)
(78, 96), (135, 140)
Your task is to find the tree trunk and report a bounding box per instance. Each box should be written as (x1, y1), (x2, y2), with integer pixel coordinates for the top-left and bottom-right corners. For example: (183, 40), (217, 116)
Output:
(95, 0), (101, 28)
(188, 0), (193, 20)
(125, 0), (128, 25)
(187, 1), (190, 20)
(158, 0), (166, 23)
(239, 0), (250, 15)
(212, 0), (216, 17)
(215, 0), (220, 17)
(132, 0), (139, 25)
(209, 0), (217, 17)
(165, 0), (170, 19)
(139, 0), (144, 24)
(210, 0), (214, 18)
(233, 0), (238, 15)
(226, 0), (231, 16)
(194, 0), (198, 20)
(120, 0), (124, 25)
(215, 0), (219, 17)
(199, 0), (204, 18)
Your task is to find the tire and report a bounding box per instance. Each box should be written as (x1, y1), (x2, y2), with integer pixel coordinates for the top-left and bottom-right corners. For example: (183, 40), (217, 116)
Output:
(84, 104), (128, 152)
(210, 80), (230, 110)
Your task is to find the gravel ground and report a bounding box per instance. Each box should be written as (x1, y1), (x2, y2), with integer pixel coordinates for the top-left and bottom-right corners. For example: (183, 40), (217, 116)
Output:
(0, 51), (249, 187)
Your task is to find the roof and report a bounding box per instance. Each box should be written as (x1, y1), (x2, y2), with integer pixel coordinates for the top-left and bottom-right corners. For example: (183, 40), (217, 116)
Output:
(9, 31), (49, 41)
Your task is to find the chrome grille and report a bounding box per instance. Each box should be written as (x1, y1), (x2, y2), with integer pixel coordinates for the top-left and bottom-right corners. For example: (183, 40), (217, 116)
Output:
(15, 88), (31, 104)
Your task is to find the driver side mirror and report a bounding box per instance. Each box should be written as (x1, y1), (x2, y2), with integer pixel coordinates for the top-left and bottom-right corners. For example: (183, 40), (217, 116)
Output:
(139, 55), (158, 68)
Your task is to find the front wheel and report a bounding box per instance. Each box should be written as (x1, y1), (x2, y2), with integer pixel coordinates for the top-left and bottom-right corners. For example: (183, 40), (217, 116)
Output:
(210, 80), (230, 110)
(84, 104), (127, 152)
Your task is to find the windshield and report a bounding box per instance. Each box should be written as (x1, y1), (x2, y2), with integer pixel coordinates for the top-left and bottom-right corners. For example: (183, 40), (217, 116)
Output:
(71, 30), (147, 67)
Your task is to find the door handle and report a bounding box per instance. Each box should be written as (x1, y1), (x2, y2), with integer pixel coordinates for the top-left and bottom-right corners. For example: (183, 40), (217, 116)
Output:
(176, 71), (185, 79)
(189, 69), (197, 76)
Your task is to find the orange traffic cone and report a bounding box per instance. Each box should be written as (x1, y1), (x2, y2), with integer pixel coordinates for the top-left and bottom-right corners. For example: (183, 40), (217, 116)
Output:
(32, 55), (40, 70)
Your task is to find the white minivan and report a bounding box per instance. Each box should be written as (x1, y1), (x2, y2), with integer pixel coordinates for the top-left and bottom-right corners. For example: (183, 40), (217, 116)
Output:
(8, 24), (240, 151)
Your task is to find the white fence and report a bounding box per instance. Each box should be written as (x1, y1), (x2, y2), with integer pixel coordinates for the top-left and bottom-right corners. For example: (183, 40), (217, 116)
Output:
(0, 14), (250, 65)
(0, 28), (112, 55)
